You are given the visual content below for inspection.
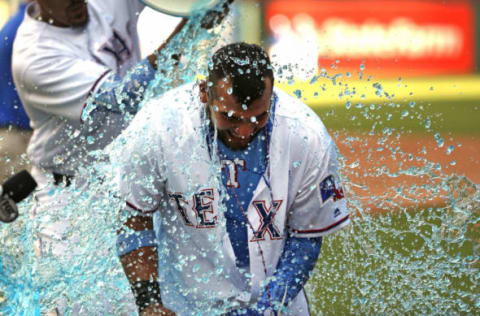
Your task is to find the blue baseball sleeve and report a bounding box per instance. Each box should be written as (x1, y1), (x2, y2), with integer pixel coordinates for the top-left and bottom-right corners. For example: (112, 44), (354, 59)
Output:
(258, 235), (322, 313)
(227, 235), (322, 315)
(82, 58), (156, 121)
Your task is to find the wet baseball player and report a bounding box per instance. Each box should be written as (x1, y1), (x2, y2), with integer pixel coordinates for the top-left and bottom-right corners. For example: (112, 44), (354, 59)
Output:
(113, 43), (350, 315)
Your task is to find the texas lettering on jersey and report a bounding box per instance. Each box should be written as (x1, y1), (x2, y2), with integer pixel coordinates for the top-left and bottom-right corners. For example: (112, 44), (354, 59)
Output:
(220, 158), (246, 188)
(168, 190), (283, 241)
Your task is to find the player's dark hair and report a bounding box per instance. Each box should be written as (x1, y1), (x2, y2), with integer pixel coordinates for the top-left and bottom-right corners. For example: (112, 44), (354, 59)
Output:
(207, 42), (274, 107)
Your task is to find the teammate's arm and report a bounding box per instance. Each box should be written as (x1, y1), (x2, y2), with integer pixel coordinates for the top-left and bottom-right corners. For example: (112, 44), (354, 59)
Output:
(84, 17), (188, 121)
(86, 2), (233, 120)
(118, 214), (175, 315)
(146, 0), (234, 69)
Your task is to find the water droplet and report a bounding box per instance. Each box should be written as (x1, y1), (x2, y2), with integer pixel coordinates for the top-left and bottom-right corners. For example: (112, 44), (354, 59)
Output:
(53, 155), (64, 164)
(349, 161), (359, 168)
(250, 116), (257, 123)
(434, 133), (444, 148)
(227, 88), (233, 95)
(192, 264), (200, 273)
(409, 101), (416, 108)
(227, 110), (234, 117)
(293, 161), (301, 168)
(360, 64), (365, 71)
(446, 145), (454, 155)
(87, 136), (95, 144)
(450, 160), (456, 166)
(425, 118), (431, 129)
(346, 101), (351, 109)
(293, 90), (302, 99)
(72, 129), (81, 138)
(231, 56), (250, 66)
(401, 110), (409, 118)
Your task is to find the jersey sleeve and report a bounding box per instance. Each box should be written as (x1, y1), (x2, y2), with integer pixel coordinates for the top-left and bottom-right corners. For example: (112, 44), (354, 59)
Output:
(18, 52), (110, 122)
(288, 134), (350, 238)
(109, 106), (166, 214)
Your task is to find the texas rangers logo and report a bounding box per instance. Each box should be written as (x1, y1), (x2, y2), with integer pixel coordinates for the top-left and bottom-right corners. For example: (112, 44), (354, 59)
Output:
(251, 200), (283, 242)
(100, 30), (131, 65)
(319, 175), (344, 203)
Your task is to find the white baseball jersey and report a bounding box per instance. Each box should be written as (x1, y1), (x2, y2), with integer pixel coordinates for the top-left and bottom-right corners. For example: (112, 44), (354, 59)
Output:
(111, 83), (350, 315)
(12, 0), (144, 175)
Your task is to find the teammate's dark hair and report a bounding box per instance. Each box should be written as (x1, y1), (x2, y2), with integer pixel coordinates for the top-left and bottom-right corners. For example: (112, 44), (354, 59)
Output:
(207, 42), (274, 107)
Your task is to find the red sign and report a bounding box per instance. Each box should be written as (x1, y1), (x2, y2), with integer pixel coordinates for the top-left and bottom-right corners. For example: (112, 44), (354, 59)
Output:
(265, 0), (475, 77)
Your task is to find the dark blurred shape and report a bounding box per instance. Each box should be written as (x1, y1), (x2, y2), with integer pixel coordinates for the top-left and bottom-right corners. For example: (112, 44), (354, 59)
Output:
(0, 170), (37, 223)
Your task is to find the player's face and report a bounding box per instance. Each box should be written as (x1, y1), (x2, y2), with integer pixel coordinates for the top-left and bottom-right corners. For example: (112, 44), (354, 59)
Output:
(37, 0), (88, 27)
(203, 77), (273, 150)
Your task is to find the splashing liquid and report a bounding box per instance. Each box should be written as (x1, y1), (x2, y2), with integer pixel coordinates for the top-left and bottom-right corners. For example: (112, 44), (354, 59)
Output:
(1, 1), (479, 315)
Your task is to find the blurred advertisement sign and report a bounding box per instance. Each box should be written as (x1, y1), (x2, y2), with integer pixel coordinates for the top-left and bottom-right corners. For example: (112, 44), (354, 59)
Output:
(0, 0), (10, 28)
(265, 0), (475, 78)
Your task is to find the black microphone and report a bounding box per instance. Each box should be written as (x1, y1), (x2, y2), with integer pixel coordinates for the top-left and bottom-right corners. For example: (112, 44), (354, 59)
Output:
(0, 170), (37, 223)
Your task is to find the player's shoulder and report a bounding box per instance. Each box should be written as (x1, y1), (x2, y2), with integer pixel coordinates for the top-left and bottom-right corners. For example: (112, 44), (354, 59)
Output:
(13, 11), (77, 75)
(88, 0), (143, 19)
(273, 87), (332, 148)
(129, 83), (201, 133)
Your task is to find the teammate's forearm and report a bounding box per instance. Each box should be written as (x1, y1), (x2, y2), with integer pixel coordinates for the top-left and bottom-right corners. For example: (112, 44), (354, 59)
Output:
(147, 18), (188, 70)
(146, 0), (235, 70)
(257, 235), (323, 312)
(81, 58), (156, 122)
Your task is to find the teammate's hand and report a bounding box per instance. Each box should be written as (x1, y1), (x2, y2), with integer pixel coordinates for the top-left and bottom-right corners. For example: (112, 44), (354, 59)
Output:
(200, 0), (234, 29)
(140, 304), (176, 316)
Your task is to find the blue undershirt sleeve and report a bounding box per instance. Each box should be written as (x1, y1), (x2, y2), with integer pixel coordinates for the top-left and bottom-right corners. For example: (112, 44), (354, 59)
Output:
(82, 58), (155, 121)
(116, 229), (157, 257)
(257, 235), (322, 313)
(227, 235), (322, 316)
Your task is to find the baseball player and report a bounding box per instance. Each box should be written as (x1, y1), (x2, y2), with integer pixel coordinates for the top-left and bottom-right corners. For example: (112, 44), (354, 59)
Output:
(10, 0), (229, 314)
(113, 43), (350, 315)
(12, 0), (187, 185)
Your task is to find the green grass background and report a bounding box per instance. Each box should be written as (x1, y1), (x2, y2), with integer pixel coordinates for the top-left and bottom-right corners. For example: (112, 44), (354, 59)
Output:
(285, 76), (480, 314)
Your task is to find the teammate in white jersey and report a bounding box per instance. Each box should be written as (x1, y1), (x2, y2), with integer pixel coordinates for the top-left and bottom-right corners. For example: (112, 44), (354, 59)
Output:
(12, 0), (189, 180)
(113, 43), (350, 315)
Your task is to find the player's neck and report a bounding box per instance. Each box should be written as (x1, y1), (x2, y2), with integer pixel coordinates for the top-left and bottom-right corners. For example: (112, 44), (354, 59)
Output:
(36, 12), (69, 27)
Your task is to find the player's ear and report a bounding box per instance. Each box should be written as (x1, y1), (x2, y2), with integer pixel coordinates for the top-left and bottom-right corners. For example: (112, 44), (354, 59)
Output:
(199, 81), (208, 104)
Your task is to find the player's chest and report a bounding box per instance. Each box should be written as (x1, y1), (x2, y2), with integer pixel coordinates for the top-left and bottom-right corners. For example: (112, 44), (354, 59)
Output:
(87, 13), (138, 73)
(164, 157), (289, 241)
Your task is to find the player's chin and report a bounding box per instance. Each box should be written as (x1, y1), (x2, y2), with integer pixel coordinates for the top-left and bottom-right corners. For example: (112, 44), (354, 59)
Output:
(225, 135), (252, 150)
